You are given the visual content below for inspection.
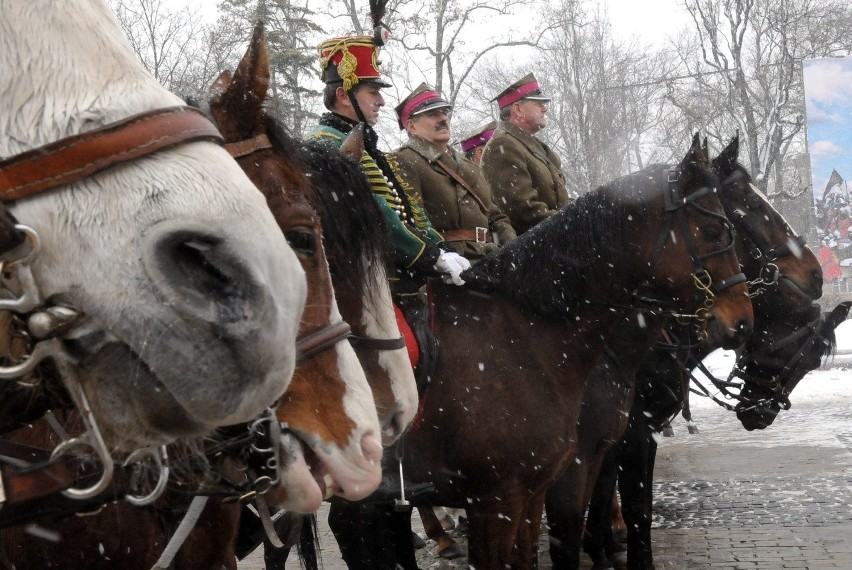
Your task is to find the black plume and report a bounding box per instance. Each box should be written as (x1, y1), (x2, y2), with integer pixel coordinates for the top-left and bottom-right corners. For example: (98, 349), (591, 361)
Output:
(370, 0), (388, 28)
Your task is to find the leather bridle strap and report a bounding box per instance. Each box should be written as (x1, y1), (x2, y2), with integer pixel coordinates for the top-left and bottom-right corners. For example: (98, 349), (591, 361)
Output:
(349, 334), (407, 351)
(0, 106), (223, 202)
(296, 321), (352, 363)
(225, 134), (273, 159)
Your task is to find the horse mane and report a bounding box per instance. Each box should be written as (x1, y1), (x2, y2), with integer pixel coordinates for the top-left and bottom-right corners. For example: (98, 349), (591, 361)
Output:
(463, 165), (669, 315)
(263, 117), (390, 299)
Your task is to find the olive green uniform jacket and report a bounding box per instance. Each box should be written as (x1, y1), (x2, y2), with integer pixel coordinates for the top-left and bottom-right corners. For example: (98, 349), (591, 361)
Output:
(389, 138), (516, 260)
(480, 121), (571, 234)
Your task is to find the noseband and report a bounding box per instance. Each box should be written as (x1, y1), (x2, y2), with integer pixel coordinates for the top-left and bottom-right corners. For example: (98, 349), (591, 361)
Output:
(0, 107), (225, 514)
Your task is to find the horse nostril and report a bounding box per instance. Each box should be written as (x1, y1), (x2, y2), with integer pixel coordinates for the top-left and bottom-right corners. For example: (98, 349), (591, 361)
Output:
(361, 432), (384, 466)
(813, 269), (824, 290)
(149, 230), (260, 326)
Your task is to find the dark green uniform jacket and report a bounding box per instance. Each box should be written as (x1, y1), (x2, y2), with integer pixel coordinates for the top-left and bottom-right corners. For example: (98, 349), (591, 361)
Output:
(480, 120), (571, 234)
(307, 113), (445, 272)
(389, 137), (516, 260)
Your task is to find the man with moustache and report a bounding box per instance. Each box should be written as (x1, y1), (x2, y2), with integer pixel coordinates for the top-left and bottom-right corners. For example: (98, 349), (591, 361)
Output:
(480, 73), (571, 234)
(309, 31), (470, 286)
(389, 84), (515, 261)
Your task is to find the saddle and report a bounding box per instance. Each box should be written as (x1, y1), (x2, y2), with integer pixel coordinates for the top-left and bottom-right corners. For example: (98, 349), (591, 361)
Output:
(393, 282), (438, 397)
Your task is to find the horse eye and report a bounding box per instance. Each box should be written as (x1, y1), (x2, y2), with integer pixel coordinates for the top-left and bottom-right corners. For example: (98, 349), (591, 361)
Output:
(744, 195), (764, 212)
(700, 222), (724, 241)
(284, 228), (316, 256)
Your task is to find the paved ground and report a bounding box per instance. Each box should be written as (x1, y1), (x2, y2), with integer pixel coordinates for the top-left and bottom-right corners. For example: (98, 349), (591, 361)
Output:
(239, 374), (852, 569)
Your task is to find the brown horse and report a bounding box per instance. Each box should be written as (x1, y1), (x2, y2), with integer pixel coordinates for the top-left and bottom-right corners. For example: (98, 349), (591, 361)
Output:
(542, 136), (825, 570)
(329, 134), (754, 570)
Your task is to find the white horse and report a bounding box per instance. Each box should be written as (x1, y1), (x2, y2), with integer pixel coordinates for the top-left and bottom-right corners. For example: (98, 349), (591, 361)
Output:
(0, 0), (306, 449)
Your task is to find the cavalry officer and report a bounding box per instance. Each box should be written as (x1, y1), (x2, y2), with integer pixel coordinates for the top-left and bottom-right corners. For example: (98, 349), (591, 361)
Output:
(389, 84), (515, 261)
(458, 119), (497, 166)
(308, 27), (461, 570)
(308, 31), (469, 286)
(480, 72), (571, 234)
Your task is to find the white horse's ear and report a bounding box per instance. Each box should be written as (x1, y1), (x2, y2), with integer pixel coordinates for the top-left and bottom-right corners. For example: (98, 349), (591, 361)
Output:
(209, 70), (232, 93)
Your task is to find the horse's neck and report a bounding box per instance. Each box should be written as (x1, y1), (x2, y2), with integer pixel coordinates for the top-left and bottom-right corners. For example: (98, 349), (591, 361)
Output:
(1, 0), (178, 154)
(602, 312), (669, 374)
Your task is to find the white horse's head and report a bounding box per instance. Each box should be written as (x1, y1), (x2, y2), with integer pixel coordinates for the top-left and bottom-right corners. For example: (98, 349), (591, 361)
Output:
(0, 1), (306, 448)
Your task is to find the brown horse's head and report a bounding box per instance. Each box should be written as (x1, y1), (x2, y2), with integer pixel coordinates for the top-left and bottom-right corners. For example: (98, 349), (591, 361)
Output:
(635, 133), (754, 348)
(713, 134), (823, 309)
(206, 22), (382, 513)
(297, 140), (418, 445)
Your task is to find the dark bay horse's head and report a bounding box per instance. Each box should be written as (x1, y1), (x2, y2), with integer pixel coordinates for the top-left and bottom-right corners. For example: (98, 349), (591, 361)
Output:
(635, 133), (753, 348)
(713, 134), (823, 308)
(205, 22), (382, 512)
(735, 301), (850, 430)
(296, 139), (419, 446)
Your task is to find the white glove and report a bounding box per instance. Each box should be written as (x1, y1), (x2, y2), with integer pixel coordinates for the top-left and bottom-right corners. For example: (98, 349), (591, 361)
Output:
(434, 251), (471, 286)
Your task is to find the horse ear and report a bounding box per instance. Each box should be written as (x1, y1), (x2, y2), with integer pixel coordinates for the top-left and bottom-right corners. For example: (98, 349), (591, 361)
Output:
(229, 21), (270, 105)
(339, 123), (366, 160)
(682, 132), (708, 168)
(209, 70), (232, 93)
(712, 134), (740, 176)
(826, 301), (851, 330)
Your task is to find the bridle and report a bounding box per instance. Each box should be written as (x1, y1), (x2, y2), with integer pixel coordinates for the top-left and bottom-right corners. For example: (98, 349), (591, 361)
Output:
(0, 107), (225, 520)
(219, 122), (406, 357)
(222, 131), (355, 363)
(656, 168), (821, 417)
(631, 167), (745, 340)
(719, 169), (808, 299)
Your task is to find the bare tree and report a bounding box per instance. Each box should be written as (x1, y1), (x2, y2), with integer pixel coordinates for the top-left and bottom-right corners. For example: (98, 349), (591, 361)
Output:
(108, 0), (217, 95)
(535, 0), (673, 193)
(673, 0), (852, 191)
(320, 0), (553, 112)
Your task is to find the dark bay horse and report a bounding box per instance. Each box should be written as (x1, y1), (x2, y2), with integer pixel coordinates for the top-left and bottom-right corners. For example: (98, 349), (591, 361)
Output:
(331, 135), (754, 570)
(543, 136), (827, 570)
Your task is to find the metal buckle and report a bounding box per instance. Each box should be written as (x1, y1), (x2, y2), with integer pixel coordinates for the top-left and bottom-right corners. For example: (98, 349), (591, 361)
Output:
(475, 227), (488, 243)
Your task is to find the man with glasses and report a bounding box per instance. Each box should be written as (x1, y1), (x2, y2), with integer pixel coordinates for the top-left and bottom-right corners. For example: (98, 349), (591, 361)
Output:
(389, 84), (516, 261)
(480, 73), (571, 234)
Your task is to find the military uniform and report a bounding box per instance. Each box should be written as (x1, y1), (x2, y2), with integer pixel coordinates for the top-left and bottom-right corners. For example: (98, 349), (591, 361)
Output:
(390, 136), (516, 260)
(481, 121), (569, 234)
(307, 114), (445, 272)
(480, 73), (571, 234)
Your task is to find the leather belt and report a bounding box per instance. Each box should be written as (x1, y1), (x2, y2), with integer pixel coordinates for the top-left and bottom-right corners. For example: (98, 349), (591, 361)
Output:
(440, 227), (492, 243)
